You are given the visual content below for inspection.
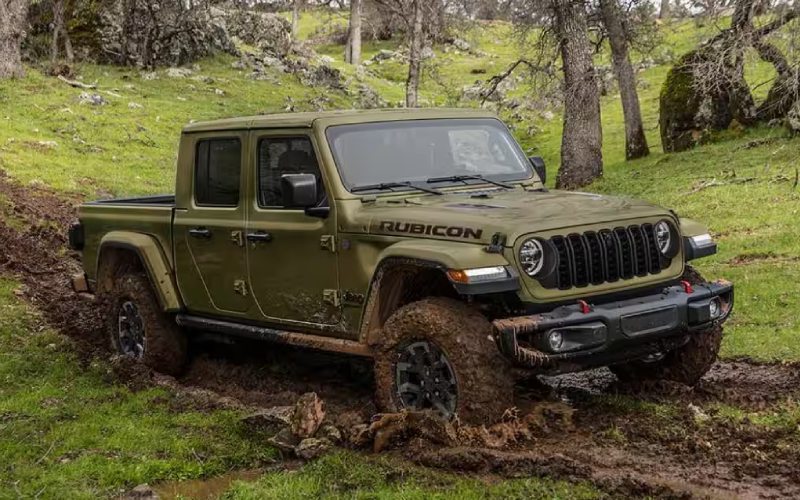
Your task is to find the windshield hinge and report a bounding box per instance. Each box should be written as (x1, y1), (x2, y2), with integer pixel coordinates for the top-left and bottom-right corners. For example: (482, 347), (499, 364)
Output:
(485, 232), (507, 254)
(320, 235), (337, 253)
(522, 180), (547, 192)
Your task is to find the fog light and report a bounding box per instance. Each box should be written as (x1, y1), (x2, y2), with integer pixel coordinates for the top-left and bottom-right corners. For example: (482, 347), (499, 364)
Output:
(548, 330), (564, 352)
(709, 298), (722, 319)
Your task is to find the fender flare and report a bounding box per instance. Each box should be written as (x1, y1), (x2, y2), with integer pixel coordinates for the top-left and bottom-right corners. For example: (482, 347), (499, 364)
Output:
(376, 239), (510, 270)
(358, 240), (511, 342)
(97, 231), (182, 312)
(679, 217), (717, 261)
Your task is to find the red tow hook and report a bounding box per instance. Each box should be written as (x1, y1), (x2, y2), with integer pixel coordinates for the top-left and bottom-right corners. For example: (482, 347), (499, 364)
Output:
(577, 299), (591, 314)
(680, 280), (694, 294)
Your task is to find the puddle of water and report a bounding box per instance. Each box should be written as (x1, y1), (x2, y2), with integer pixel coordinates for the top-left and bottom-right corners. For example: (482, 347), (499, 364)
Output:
(153, 469), (263, 500)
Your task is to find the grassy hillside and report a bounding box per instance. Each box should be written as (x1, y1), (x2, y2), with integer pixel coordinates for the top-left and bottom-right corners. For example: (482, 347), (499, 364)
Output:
(0, 10), (798, 498)
(1, 13), (797, 361)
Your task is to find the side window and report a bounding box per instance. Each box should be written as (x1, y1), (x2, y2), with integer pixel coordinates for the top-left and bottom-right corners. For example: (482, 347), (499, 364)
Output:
(194, 138), (241, 207)
(257, 136), (324, 208)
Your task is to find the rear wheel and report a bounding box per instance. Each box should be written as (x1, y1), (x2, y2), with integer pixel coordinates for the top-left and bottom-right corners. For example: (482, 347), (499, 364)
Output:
(373, 297), (514, 424)
(610, 266), (723, 385)
(103, 273), (187, 376)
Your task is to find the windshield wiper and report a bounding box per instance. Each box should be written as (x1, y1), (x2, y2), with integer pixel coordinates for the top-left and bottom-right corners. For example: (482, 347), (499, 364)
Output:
(350, 181), (442, 195)
(426, 174), (514, 189)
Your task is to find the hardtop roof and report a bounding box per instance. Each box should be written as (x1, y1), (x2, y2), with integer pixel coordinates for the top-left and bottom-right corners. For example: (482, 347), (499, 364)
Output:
(182, 108), (498, 133)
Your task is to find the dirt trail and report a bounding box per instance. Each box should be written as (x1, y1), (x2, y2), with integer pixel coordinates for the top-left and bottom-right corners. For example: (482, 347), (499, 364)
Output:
(1, 172), (798, 499)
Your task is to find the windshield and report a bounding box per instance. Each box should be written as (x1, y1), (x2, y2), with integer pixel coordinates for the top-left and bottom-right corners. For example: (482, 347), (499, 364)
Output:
(325, 118), (534, 192)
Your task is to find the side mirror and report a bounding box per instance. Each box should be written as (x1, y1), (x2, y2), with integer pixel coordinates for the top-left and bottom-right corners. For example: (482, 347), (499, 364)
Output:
(529, 156), (546, 184)
(281, 174), (318, 208)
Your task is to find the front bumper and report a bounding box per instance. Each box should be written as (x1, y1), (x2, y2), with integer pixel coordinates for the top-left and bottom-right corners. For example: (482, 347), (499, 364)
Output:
(492, 279), (733, 371)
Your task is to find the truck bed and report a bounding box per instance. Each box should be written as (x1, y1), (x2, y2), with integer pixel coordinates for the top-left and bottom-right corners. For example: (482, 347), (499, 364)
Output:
(77, 195), (177, 282)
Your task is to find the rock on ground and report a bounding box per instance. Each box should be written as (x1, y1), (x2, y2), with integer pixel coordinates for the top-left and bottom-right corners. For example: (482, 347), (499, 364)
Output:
(787, 101), (800, 133)
(123, 484), (159, 499)
(165, 67), (193, 78)
(226, 9), (291, 57)
(268, 427), (300, 452)
(242, 406), (294, 430)
(96, 3), (234, 68)
(295, 437), (333, 460)
(451, 38), (471, 51)
(78, 92), (107, 106)
(291, 392), (325, 438)
(356, 84), (387, 109)
(316, 422), (342, 444)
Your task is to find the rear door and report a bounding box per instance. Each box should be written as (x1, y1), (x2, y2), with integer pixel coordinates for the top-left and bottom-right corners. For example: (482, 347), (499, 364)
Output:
(245, 130), (340, 327)
(174, 132), (251, 316)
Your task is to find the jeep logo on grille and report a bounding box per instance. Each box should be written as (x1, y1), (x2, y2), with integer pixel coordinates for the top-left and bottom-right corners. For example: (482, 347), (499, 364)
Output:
(378, 221), (483, 240)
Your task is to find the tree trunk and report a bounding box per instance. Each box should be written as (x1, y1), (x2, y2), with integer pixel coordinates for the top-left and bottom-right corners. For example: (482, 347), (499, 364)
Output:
(345, 0), (362, 65)
(64, 29), (74, 62)
(0, 0), (29, 79)
(754, 39), (798, 121)
(552, 0), (603, 189)
(292, 0), (300, 40)
(51, 0), (74, 63)
(600, 0), (649, 160)
(51, 0), (61, 62)
(405, 0), (424, 108)
(659, 0), (671, 18)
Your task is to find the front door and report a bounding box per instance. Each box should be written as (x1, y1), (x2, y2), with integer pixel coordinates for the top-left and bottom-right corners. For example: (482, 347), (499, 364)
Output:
(174, 134), (250, 316)
(245, 131), (340, 326)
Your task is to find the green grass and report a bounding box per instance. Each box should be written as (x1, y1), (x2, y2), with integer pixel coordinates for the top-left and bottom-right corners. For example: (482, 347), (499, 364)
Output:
(713, 399), (800, 430)
(0, 278), (276, 498)
(221, 451), (601, 499)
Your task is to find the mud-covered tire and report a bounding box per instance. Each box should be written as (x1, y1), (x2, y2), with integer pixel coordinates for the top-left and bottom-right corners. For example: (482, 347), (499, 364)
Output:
(610, 266), (723, 386)
(373, 297), (514, 424)
(103, 273), (187, 376)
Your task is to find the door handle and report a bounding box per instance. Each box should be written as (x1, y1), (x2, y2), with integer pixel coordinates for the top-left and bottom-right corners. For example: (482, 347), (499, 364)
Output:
(246, 231), (273, 243)
(188, 227), (211, 239)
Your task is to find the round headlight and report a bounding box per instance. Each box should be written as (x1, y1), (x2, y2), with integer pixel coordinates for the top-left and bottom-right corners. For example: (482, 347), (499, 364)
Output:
(655, 221), (672, 256)
(519, 238), (544, 276)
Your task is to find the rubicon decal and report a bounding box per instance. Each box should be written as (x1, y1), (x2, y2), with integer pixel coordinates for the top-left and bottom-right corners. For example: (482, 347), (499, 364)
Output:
(378, 221), (483, 240)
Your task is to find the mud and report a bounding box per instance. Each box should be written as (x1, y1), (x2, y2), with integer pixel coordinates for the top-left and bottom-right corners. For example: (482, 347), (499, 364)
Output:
(1, 171), (799, 499)
(0, 171), (105, 356)
(152, 469), (264, 499)
(727, 252), (800, 266)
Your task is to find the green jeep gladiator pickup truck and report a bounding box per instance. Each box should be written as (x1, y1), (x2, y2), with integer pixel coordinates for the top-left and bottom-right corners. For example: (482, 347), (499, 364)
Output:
(69, 109), (733, 423)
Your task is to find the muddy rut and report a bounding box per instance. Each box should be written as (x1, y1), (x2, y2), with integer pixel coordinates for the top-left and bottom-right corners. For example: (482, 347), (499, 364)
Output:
(1, 172), (798, 499)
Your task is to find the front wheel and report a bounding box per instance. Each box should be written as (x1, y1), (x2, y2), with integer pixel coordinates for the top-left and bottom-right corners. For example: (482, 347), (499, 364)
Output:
(373, 297), (514, 424)
(103, 273), (187, 376)
(610, 266), (723, 386)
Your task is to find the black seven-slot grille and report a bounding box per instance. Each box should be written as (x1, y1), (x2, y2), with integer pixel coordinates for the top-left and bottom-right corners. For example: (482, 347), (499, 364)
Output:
(546, 224), (670, 290)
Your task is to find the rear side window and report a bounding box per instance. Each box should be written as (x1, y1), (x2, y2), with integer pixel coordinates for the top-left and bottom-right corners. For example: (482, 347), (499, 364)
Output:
(194, 138), (241, 207)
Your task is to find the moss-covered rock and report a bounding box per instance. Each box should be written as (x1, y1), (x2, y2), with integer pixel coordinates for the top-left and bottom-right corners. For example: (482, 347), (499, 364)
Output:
(659, 51), (702, 153)
(659, 48), (755, 153)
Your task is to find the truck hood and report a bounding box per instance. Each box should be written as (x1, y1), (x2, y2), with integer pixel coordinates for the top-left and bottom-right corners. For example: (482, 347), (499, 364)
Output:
(348, 188), (674, 245)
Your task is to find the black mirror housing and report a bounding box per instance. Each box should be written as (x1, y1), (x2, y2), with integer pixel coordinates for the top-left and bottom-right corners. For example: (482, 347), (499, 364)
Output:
(281, 174), (318, 208)
(529, 156), (546, 184)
